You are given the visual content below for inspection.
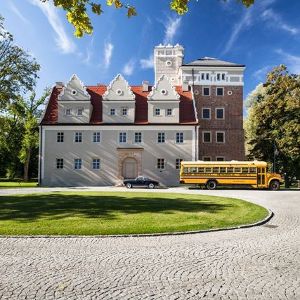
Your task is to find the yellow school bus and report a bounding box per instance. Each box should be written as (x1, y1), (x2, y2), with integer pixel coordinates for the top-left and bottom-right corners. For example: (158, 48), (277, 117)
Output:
(180, 161), (283, 190)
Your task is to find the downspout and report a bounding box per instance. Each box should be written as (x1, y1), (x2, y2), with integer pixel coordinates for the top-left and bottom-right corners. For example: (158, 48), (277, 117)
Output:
(38, 124), (43, 186)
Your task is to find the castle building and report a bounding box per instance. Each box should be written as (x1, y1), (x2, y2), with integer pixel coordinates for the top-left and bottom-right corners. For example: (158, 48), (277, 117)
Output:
(39, 44), (245, 186)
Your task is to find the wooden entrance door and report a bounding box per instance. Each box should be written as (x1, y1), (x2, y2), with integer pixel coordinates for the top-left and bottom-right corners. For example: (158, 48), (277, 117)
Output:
(122, 158), (137, 179)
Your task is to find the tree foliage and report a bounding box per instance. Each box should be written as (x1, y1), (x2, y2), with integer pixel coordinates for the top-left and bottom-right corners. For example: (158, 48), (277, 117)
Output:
(40, 0), (255, 37)
(245, 65), (300, 187)
(0, 16), (40, 110)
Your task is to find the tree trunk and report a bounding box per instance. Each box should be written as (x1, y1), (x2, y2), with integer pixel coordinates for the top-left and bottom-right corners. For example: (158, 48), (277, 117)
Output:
(23, 148), (31, 182)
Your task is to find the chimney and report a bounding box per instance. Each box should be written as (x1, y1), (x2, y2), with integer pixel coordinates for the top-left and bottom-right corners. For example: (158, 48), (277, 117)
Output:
(142, 80), (149, 92)
(56, 82), (64, 88)
(182, 81), (189, 92)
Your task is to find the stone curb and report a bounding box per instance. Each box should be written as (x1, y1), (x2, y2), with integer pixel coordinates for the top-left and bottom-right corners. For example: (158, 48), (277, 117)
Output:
(0, 209), (273, 239)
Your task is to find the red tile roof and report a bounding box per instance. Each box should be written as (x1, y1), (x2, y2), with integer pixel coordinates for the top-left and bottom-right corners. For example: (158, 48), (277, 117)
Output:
(41, 85), (197, 125)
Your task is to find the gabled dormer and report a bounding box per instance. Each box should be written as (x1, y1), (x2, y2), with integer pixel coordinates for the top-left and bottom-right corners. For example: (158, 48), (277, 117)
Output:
(57, 74), (92, 123)
(147, 75), (180, 123)
(102, 74), (136, 123)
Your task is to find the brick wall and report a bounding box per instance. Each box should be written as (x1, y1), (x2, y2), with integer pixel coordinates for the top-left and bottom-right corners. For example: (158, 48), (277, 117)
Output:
(193, 85), (245, 161)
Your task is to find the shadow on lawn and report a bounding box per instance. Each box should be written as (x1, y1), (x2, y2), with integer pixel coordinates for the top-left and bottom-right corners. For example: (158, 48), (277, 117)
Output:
(0, 193), (231, 222)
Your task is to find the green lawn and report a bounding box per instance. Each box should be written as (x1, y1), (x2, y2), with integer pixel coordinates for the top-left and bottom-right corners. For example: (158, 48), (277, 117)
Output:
(0, 192), (268, 235)
(0, 181), (37, 189)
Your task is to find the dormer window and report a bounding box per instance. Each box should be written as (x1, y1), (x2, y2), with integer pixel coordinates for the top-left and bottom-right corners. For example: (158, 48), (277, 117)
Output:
(161, 89), (167, 95)
(155, 108), (161, 116)
(77, 108), (84, 116)
(166, 108), (173, 116)
(71, 90), (77, 95)
(65, 108), (71, 116)
(122, 108), (128, 116)
(110, 108), (116, 116)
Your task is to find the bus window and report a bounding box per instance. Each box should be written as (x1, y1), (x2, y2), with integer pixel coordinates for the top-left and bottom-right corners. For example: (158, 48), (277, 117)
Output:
(198, 167), (204, 173)
(220, 167), (226, 173)
(183, 167), (189, 174)
(234, 167), (241, 173)
(227, 167), (233, 173)
(205, 167), (212, 173)
(242, 167), (248, 173)
(249, 167), (256, 173)
(191, 167), (197, 173)
(213, 167), (219, 173)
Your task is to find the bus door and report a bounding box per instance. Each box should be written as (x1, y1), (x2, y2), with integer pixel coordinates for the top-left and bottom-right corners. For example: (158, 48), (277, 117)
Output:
(257, 167), (266, 188)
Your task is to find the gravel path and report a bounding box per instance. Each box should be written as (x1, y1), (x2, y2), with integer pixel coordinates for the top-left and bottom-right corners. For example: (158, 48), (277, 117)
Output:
(0, 188), (299, 299)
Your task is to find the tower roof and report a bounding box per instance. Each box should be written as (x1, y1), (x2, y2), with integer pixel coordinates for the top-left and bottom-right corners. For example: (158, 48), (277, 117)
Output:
(183, 57), (245, 67)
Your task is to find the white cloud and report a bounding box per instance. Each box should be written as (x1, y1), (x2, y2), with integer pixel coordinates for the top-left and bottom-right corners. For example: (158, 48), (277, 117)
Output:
(253, 65), (272, 80)
(9, 2), (30, 25)
(103, 42), (114, 68)
(276, 49), (300, 74)
(82, 38), (94, 65)
(163, 16), (182, 45)
(262, 9), (299, 35)
(122, 59), (135, 76)
(140, 54), (154, 69)
(30, 0), (76, 54)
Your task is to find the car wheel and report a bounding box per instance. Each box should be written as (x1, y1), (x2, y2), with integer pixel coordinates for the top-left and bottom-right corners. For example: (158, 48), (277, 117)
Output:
(206, 180), (217, 190)
(269, 180), (280, 191)
(148, 183), (155, 189)
(126, 183), (132, 189)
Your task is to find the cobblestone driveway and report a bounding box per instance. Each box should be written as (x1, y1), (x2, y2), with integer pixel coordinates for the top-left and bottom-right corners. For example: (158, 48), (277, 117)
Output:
(0, 188), (299, 299)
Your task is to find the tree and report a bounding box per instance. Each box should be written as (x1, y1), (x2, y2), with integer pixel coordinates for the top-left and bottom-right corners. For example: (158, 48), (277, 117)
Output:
(245, 65), (300, 187)
(0, 15), (40, 110)
(39, 0), (255, 37)
(15, 90), (50, 181)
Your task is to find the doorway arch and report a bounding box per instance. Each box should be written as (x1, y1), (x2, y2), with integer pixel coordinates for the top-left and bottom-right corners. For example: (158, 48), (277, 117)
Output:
(122, 157), (138, 179)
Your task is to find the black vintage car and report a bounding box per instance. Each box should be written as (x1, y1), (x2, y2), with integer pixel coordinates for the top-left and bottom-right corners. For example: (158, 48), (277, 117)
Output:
(123, 176), (159, 189)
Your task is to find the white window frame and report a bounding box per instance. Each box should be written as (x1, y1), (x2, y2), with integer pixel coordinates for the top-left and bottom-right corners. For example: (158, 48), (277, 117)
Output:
(202, 87), (210, 96)
(215, 107), (225, 120)
(77, 107), (84, 116)
(74, 132), (82, 143)
(65, 108), (71, 116)
(216, 156), (225, 161)
(157, 132), (165, 143)
(175, 132), (184, 144)
(216, 131), (225, 143)
(216, 87), (224, 96)
(202, 108), (211, 120)
(119, 132), (127, 143)
(121, 107), (128, 116)
(134, 132), (142, 144)
(157, 158), (165, 170)
(110, 108), (116, 116)
(74, 158), (82, 170)
(166, 108), (173, 116)
(93, 132), (101, 143)
(202, 131), (212, 143)
(155, 108), (161, 116)
(57, 132), (64, 143)
(92, 158), (100, 170)
(203, 156), (211, 161)
(56, 158), (64, 169)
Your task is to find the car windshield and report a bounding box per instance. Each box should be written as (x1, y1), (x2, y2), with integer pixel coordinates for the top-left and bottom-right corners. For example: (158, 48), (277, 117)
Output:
(136, 176), (144, 180)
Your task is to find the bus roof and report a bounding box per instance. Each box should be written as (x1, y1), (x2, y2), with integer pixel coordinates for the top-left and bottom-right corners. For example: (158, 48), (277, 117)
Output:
(181, 160), (267, 167)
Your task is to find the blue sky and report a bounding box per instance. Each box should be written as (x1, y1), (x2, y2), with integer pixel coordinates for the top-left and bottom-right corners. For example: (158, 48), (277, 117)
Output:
(1, 0), (300, 102)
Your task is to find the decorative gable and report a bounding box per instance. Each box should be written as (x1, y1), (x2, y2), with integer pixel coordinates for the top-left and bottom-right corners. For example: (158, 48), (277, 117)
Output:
(102, 74), (135, 101)
(58, 74), (91, 101)
(147, 75), (180, 101)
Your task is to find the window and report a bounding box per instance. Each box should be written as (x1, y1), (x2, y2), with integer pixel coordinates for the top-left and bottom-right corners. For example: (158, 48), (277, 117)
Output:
(166, 108), (173, 116)
(157, 132), (165, 143)
(242, 167), (249, 173)
(203, 87), (210, 96)
(65, 108), (71, 116)
(205, 167), (212, 173)
(203, 156), (211, 161)
(216, 108), (224, 119)
(122, 108), (128, 116)
(203, 131), (211, 143)
(56, 158), (63, 169)
(206, 73), (210, 80)
(75, 132), (82, 143)
(134, 132), (142, 143)
(93, 132), (101, 143)
(74, 158), (82, 170)
(202, 108), (211, 119)
(234, 167), (241, 173)
(157, 158), (165, 170)
(110, 108), (116, 116)
(216, 131), (225, 143)
(176, 132), (184, 144)
(77, 108), (84, 116)
(176, 159), (182, 170)
(201, 73), (205, 80)
(119, 132), (127, 143)
(155, 108), (161, 116)
(249, 167), (257, 174)
(213, 167), (219, 173)
(217, 73), (221, 81)
(220, 167), (226, 173)
(92, 159), (100, 170)
(222, 73), (226, 81)
(216, 87), (224, 96)
(216, 156), (225, 161)
(198, 167), (204, 173)
(227, 167), (233, 173)
(57, 132), (64, 143)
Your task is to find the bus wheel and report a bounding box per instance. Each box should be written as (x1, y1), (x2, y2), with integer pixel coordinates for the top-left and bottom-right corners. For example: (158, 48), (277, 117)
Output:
(206, 180), (217, 190)
(269, 180), (280, 191)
